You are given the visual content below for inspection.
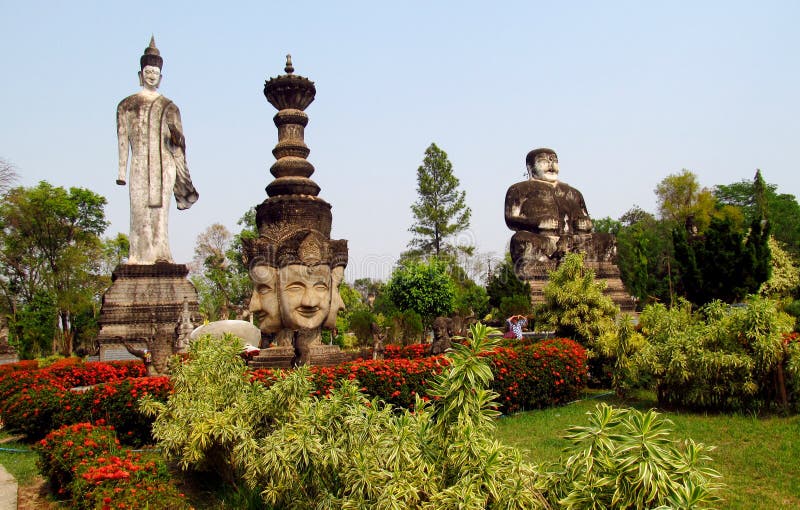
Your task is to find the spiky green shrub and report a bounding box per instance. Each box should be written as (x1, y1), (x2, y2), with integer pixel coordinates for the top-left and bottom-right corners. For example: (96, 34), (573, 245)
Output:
(536, 253), (620, 387)
(635, 296), (796, 411)
(540, 403), (723, 509)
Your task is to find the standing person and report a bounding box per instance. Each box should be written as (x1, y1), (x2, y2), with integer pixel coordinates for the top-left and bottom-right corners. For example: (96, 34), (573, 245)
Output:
(505, 314), (528, 340)
(117, 36), (198, 264)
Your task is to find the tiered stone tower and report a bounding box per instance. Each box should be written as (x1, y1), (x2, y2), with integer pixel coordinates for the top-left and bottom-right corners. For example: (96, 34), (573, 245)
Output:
(245, 56), (349, 368)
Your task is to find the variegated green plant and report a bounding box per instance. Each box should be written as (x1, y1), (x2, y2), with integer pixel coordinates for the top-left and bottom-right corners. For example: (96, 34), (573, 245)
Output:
(540, 403), (723, 509)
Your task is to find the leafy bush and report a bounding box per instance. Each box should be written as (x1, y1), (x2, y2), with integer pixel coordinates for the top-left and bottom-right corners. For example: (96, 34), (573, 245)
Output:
(140, 333), (310, 484)
(500, 294), (532, 319)
(636, 296), (796, 411)
(348, 309), (376, 347)
(152, 324), (549, 508)
(384, 309), (424, 345)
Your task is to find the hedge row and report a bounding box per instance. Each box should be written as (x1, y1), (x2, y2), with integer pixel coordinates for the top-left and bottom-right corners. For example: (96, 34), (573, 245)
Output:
(252, 337), (588, 413)
(1, 338), (587, 444)
(0, 359), (168, 444)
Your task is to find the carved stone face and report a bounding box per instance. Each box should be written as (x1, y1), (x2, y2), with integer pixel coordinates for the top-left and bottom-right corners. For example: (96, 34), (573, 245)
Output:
(530, 152), (559, 182)
(139, 65), (162, 91)
(249, 263), (282, 334)
(279, 264), (331, 330)
(324, 266), (346, 329)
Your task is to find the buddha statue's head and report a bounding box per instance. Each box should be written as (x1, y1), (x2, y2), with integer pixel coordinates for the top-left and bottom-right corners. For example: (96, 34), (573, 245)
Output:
(526, 148), (559, 183)
(138, 37), (163, 91)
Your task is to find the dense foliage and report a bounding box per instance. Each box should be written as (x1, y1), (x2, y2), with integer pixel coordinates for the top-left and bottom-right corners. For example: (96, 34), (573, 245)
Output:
(486, 254), (532, 317)
(146, 326), (551, 508)
(0, 181), (110, 356)
(535, 253), (618, 348)
(635, 297), (797, 411)
(384, 258), (455, 327)
(0, 358), (169, 443)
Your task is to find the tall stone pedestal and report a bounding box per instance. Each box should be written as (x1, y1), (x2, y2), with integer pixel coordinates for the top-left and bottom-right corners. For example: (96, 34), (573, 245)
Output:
(97, 263), (199, 373)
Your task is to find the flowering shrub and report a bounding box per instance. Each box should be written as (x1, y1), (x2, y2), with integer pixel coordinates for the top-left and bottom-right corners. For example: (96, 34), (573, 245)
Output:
(382, 343), (430, 360)
(487, 338), (588, 413)
(35, 422), (189, 510)
(35, 422), (120, 494)
(252, 337), (587, 413)
(2, 369), (170, 444)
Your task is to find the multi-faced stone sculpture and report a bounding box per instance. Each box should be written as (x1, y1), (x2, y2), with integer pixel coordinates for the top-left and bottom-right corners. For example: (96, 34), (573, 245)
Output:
(116, 36), (198, 264)
(243, 56), (348, 366)
(505, 148), (635, 310)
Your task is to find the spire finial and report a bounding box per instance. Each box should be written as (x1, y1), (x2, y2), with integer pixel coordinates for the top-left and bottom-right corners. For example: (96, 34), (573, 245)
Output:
(285, 54), (294, 74)
(149, 35), (157, 49)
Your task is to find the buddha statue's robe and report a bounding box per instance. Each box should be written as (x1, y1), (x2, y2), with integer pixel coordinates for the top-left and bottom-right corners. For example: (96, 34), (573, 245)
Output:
(117, 92), (198, 264)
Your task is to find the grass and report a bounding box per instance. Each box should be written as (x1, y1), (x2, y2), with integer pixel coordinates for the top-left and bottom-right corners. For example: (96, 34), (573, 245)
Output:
(0, 429), (39, 484)
(495, 389), (800, 509)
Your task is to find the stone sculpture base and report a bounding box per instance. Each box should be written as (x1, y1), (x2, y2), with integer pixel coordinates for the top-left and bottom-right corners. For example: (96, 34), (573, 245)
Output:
(521, 260), (636, 313)
(249, 344), (350, 369)
(96, 263), (199, 373)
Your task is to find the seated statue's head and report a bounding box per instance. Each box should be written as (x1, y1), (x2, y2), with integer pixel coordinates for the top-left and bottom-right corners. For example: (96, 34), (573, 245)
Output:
(526, 148), (559, 183)
(138, 37), (163, 91)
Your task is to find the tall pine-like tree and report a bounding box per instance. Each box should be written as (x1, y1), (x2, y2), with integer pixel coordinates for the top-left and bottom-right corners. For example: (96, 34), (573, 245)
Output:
(408, 143), (471, 257)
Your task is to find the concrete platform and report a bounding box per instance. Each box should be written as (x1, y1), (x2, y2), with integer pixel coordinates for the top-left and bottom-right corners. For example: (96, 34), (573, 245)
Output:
(0, 464), (17, 510)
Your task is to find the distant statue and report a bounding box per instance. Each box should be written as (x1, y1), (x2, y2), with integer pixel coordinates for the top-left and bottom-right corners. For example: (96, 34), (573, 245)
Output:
(116, 36), (198, 264)
(371, 322), (385, 360)
(505, 148), (594, 273)
(504, 148), (636, 311)
(431, 316), (454, 355)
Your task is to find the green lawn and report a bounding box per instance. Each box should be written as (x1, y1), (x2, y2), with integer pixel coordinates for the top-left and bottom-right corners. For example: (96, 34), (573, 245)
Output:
(0, 430), (39, 485)
(495, 389), (800, 509)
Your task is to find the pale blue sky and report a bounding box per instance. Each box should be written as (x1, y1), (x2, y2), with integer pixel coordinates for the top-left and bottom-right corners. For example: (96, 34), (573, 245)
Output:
(2, 1), (798, 281)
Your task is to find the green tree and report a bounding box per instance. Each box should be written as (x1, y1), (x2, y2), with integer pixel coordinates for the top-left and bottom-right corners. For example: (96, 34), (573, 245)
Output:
(486, 254), (531, 312)
(0, 158), (18, 197)
(615, 208), (675, 306)
(191, 223), (251, 321)
(0, 181), (108, 355)
(715, 171), (800, 255)
(536, 253), (618, 347)
(654, 169), (716, 232)
(408, 143), (471, 257)
(385, 259), (455, 327)
(673, 216), (769, 305)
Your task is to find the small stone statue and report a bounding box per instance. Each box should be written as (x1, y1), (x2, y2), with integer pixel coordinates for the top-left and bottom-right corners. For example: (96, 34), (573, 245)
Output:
(431, 317), (454, 355)
(371, 322), (385, 360)
(174, 296), (194, 353)
(116, 37), (198, 264)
